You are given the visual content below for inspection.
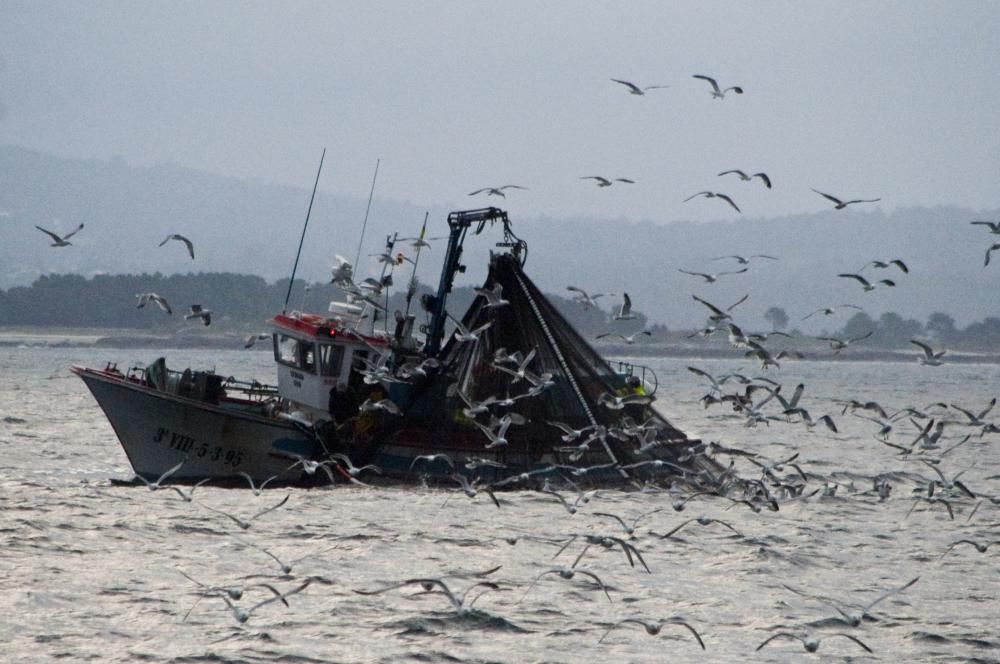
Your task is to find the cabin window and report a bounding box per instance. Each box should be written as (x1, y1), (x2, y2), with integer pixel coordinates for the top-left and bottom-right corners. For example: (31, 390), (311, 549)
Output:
(319, 344), (345, 377)
(302, 342), (317, 373)
(275, 334), (301, 368)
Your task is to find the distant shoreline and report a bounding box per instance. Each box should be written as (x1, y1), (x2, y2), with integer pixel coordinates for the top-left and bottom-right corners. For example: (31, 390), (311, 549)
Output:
(2, 328), (997, 364)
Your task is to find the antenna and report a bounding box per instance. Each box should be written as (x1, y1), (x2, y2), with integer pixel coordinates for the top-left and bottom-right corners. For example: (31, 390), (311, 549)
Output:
(353, 158), (381, 269)
(404, 211), (430, 317)
(283, 148), (326, 314)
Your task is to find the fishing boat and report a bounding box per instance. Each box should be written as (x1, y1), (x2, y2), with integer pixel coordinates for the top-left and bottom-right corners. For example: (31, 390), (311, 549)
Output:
(74, 207), (720, 486)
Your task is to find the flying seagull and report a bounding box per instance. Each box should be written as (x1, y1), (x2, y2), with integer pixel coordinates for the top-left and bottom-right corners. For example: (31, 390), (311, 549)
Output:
(610, 78), (669, 95)
(136, 292), (172, 315)
(837, 273), (895, 292)
(468, 185), (527, 198)
(718, 170), (771, 188)
(683, 191), (740, 213)
(566, 286), (613, 309)
(910, 339), (946, 366)
(692, 293), (748, 323)
(812, 189), (881, 209)
(158, 233), (195, 259)
(985, 243), (1000, 266)
(692, 74), (743, 98)
(801, 304), (862, 320)
(185, 304), (212, 326)
(864, 258), (908, 273)
(970, 220), (1000, 235)
(677, 267), (747, 283)
(580, 176), (635, 187)
(613, 293), (637, 320)
(35, 223), (84, 247)
(711, 254), (777, 264)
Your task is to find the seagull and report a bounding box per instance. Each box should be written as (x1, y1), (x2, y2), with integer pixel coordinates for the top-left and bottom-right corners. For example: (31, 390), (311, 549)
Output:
(166, 477), (212, 503)
(133, 460), (185, 490)
(837, 273), (895, 292)
(610, 78), (669, 95)
(492, 347), (537, 383)
(409, 453), (455, 472)
(359, 398), (402, 416)
(136, 292), (173, 315)
(801, 304), (862, 320)
(598, 617), (705, 648)
(244, 332), (270, 348)
(472, 412), (525, 449)
(185, 304), (212, 326)
(199, 494), (290, 530)
(35, 223), (84, 247)
(236, 470), (289, 496)
(692, 293), (748, 323)
(657, 516), (742, 539)
(683, 191), (740, 213)
(566, 286), (612, 309)
(450, 473), (501, 508)
(354, 578), (501, 615)
(910, 339), (946, 366)
(398, 234), (447, 249)
(329, 452), (382, 478)
(446, 313), (492, 343)
(677, 267), (748, 283)
(949, 397), (996, 426)
(595, 330), (652, 345)
(598, 392), (652, 411)
(782, 406), (838, 433)
(812, 188), (881, 209)
(817, 330), (873, 353)
(782, 576), (919, 627)
(756, 632), (872, 654)
(474, 283), (510, 308)
(711, 254), (776, 264)
(864, 258), (908, 273)
(524, 566), (612, 603)
(613, 293), (636, 320)
(591, 509), (663, 536)
(158, 233), (195, 259)
(468, 185), (527, 197)
(580, 176), (636, 186)
(970, 220), (1000, 234)
(692, 74), (742, 98)
(940, 539), (1000, 559)
(233, 537), (338, 576)
(330, 255), (354, 286)
(985, 242), (1000, 266)
(717, 170), (771, 188)
(215, 578), (316, 624)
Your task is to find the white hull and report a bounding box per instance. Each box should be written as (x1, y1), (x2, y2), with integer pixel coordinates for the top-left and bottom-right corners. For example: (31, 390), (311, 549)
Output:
(73, 366), (316, 482)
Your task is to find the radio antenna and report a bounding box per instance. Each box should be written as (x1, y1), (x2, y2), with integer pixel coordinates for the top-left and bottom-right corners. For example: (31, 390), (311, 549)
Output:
(353, 158), (381, 269)
(283, 148), (326, 314)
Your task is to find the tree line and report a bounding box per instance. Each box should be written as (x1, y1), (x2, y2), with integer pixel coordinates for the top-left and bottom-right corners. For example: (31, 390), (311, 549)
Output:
(1, 273), (995, 350)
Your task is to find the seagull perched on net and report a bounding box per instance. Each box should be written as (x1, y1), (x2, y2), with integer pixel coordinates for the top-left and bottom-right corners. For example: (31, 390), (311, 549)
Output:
(158, 233), (195, 259)
(580, 176), (635, 187)
(717, 169), (771, 188)
(692, 74), (743, 98)
(136, 292), (172, 315)
(468, 185), (527, 197)
(683, 191), (741, 213)
(678, 267), (747, 283)
(613, 293), (637, 320)
(837, 272), (895, 292)
(610, 78), (668, 95)
(910, 339), (946, 366)
(185, 304), (212, 326)
(35, 223), (84, 247)
(812, 188), (881, 209)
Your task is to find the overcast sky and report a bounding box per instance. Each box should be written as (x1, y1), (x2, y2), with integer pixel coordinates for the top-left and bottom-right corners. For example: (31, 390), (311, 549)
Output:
(2, 1), (999, 225)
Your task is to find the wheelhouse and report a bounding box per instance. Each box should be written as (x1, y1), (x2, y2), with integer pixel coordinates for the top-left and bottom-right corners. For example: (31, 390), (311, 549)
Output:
(268, 311), (388, 416)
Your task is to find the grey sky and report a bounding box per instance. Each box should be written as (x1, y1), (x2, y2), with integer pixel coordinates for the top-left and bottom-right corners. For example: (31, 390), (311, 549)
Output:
(2, 1), (999, 224)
